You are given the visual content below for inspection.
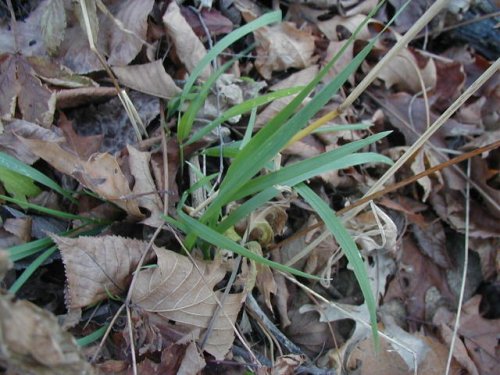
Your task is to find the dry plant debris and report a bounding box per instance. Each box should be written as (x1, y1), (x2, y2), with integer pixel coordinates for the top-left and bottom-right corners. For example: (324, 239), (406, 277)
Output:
(0, 0), (499, 374)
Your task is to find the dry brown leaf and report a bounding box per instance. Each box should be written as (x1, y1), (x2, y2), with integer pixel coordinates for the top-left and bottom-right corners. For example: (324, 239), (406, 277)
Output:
(163, 1), (211, 81)
(55, 86), (117, 110)
(28, 56), (97, 89)
(411, 217), (452, 268)
(254, 22), (316, 80)
(59, 114), (103, 160)
(256, 65), (319, 127)
(0, 291), (95, 374)
(107, 0), (155, 66)
(131, 247), (246, 359)
(0, 119), (62, 164)
(3, 217), (31, 243)
(17, 136), (144, 218)
(447, 296), (499, 375)
(384, 236), (455, 325)
(316, 14), (371, 42)
(376, 48), (437, 93)
(0, 54), (56, 127)
(127, 145), (164, 227)
(0, 249), (12, 281)
(51, 235), (153, 309)
(58, 25), (103, 74)
(346, 329), (462, 375)
(433, 307), (480, 375)
(113, 60), (181, 99)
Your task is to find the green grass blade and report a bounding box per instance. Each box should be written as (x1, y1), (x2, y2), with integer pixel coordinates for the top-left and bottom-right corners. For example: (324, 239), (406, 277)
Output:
(185, 86), (303, 146)
(178, 59), (235, 142)
(9, 246), (58, 294)
(313, 123), (372, 133)
(77, 324), (109, 346)
(202, 141), (242, 158)
(202, 12), (385, 223)
(234, 152), (391, 202)
(0, 152), (76, 202)
(180, 11), (281, 103)
(229, 132), (392, 202)
(175, 211), (320, 280)
(7, 237), (53, 262)
(295, 183), (379, 347)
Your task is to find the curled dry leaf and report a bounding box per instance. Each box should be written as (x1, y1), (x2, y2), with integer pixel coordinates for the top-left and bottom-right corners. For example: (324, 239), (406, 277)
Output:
(40, 0), (67, 55)
(17, 135), (144, 218)
(0, 292), (95, 374)
(51, 235), (153, 309)
(316, 14), (371, 42)
(107, 0), (155, 66)
(127, 145), (164, 227)
(163, 1), (211, 81)
(113, 60), (181, 99)
(131, 247), (247, 359)
(254, 22), (317, 80)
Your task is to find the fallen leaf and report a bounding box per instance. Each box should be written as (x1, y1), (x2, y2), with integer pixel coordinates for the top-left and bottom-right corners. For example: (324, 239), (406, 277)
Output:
(107, 0), (155, 66)
(131, 247), (246, 359)
(113, 60), (181, 99)
(316, 14), (371, 42)
(58, 113), (103, 160)
(17, 135), (144, 218)
(163, 1), (211, 81)
(180, 7), (233, 37)
(0, 291), (95, 374)
(51, 235), (153, 309)
(254, 22), (317, 79)
(40, 0), (67, 55)
(384, 235), (455, 325)
(127, 145), (164, 227)
(411, 216), (452, 268)
(376, 47), (437, 93)
(55, 86), (117, 110)
(0, 54), (56, 127)
(58, 25), (103, 74)
(0, 119), (62, 164)
(272, 354), (306, 375)
(430, 60), (465, 112)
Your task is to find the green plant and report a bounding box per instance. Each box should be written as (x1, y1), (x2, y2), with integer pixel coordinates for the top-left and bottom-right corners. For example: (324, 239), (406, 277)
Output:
(163, 1), (414, 346)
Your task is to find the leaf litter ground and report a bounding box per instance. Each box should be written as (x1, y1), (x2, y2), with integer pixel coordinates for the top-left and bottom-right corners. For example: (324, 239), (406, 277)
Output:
(0, 0), (499, 374)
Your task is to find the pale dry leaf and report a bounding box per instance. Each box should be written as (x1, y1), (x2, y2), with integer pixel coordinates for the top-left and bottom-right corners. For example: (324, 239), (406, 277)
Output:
(365, 250), (396, 303)
(17, 136), (144, 218)
(246, 241), (277, 312)
(272, 354), (306, 375)
(163, 1), (211, 81)
(40, 0), (67, 55)
(107, 0), (155, 66)
(177, 341), (206, 375)
(0, 55), (56, 127)
(127, 145), (164, 227)
(346, 329), (462, 375)
(0, 292), (95, 374)
(377, 48), (437, 93)
(113, 60), (181, 99)
(55, 86), (117, 109)
(433, 307), (479, 375)
(4, 218), (32, 243)
(59, 25), (103, 74)
(316, 14), (371, 42)
(254, 22), (317, 80)
(131, 247), (246, 359)
(256, 65), (319, 127)
(74, 0), (99, 48)
(0, 119), (61, 164)
(51, 235), (153, 309)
